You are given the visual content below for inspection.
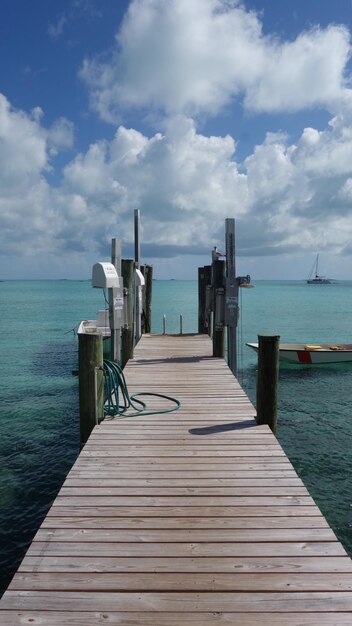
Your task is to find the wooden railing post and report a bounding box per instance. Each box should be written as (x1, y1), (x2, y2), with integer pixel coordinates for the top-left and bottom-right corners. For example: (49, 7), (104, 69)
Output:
(121, 259), (135, 368)
(256, 334), (280, 434)
(78, 332), (104, 447)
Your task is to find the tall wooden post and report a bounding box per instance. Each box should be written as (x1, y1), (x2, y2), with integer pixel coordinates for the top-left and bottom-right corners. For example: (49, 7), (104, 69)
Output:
(204, 265), (212, 337)
(225, 218), (238, 375)
(212, 259), (225, 357)
(121, 259), (135, 368)
(199, 265), (213, 335)
(78, 332), (103, 447)
(141, 264), (153, 333)
(198, 267), (207, 333)
(109, 238), (122, 362)
(256, 334), (280, 434)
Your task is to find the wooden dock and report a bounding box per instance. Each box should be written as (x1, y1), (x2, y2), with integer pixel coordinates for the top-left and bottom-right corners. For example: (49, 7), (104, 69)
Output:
(1, 333), (352, 624)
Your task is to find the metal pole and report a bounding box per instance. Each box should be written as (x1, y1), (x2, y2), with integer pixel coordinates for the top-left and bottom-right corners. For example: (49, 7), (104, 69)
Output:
(134, 208), (141, 269)
(134, 209), (142, 343)
(225, 218), (238, 375)
(180, 315), (183, 335)
(163, 315), (166, 335)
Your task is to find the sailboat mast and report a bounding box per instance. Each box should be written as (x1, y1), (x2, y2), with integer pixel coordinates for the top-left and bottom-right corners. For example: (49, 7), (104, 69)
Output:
(315, 254), (319, 278)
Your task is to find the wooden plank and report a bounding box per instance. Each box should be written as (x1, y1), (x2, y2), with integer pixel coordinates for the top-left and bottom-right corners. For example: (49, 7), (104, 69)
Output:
(52, 495), (316, 506)
(1, 611), (352, 626)
(46, 505), (324, 517)
(33, 527), (337, 543)
(82, 439), (281, 446)
(27, 542), (346, 557)
(20, 555), (352, 573)
(66, 470), (302, 478)
(2, 590), (352, 611)
(63, 477), (306, 487)
(58, 486), (310, 496)
(40, 516), (330, 529)
(79, 449), (288, 457)
(9, 572), (352, 592)
(72, 461), (295, 470)
(92, 425), (270, 432)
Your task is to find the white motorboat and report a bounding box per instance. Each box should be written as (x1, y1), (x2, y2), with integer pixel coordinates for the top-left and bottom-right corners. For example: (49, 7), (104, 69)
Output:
(246, 342), (352, 364)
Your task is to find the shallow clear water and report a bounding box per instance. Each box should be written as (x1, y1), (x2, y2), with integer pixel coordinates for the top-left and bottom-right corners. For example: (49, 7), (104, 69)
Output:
(0, 278), (351, 594)
(238, 280), (352, 559)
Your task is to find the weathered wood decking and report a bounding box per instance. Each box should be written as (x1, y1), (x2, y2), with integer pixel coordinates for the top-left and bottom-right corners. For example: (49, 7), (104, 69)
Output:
(1, 333), (352, 624)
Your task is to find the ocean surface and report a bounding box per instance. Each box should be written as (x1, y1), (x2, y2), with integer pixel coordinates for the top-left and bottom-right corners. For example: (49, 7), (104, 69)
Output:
(1, 278), (352, 594)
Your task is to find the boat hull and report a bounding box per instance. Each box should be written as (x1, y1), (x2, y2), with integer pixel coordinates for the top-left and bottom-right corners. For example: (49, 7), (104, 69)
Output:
(246, 342), (352, 364)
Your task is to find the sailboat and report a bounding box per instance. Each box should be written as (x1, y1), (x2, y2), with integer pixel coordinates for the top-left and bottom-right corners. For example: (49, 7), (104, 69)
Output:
(307, 254), (331, 284)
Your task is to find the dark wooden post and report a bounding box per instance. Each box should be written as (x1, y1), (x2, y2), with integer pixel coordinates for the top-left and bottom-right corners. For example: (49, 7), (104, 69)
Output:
(204, 265), (212, 337)
(109, 238), (122, 362)
(78, 332), (104, 447)
(225, 218), (238, 376)
(121, 259), (135, 368)
(212, 259), (225, 357)
(198, 267), (207, 333)
(141, 264), (153, 333)
(256, 334), (280, 434)
(199, 265), (214, 335)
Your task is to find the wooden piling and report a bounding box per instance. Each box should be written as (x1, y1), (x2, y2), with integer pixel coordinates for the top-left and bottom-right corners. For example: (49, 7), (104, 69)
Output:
(109, 238), (122, 362)
(212, 259), (225, 357)
(225, 217), (238, 376)
(198, 265), (211, 336)
(256, 334), (280, 434)
(121, 259), (135, 368)
(78, 332), (104, 447)
(198, 267), (207, 333)
(141, 264), (153, 333)
(204, 265), (212, 337)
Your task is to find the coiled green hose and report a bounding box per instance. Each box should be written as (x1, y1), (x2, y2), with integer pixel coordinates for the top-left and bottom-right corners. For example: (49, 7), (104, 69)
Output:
(103, 359), (181, 418)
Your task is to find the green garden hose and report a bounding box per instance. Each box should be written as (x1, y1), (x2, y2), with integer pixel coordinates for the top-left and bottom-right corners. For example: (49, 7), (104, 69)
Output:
(103, 359), (181, 419)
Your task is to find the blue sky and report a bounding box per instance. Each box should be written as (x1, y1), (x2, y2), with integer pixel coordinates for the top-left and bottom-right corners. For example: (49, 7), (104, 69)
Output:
(2, 0), (352, 279)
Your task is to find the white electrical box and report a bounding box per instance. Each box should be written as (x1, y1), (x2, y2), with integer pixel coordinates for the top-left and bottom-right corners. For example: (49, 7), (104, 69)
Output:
(135, 268), (145, 286)
(92, 262), (120, 289)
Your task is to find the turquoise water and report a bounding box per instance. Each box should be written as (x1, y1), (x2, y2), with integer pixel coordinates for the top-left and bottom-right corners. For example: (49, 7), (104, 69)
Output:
(238, 280), (352, 563)
(0, 279), (352, 594)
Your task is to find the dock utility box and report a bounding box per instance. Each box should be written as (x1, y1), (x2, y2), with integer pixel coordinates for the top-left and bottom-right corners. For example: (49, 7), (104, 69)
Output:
(92, 262), (119, 289)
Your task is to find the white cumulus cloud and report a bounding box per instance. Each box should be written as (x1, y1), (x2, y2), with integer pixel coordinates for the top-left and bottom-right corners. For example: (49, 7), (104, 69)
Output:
(0, 95), (73, 256)
(2, 89), (352, 268)
(81, 0), (352, 121)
